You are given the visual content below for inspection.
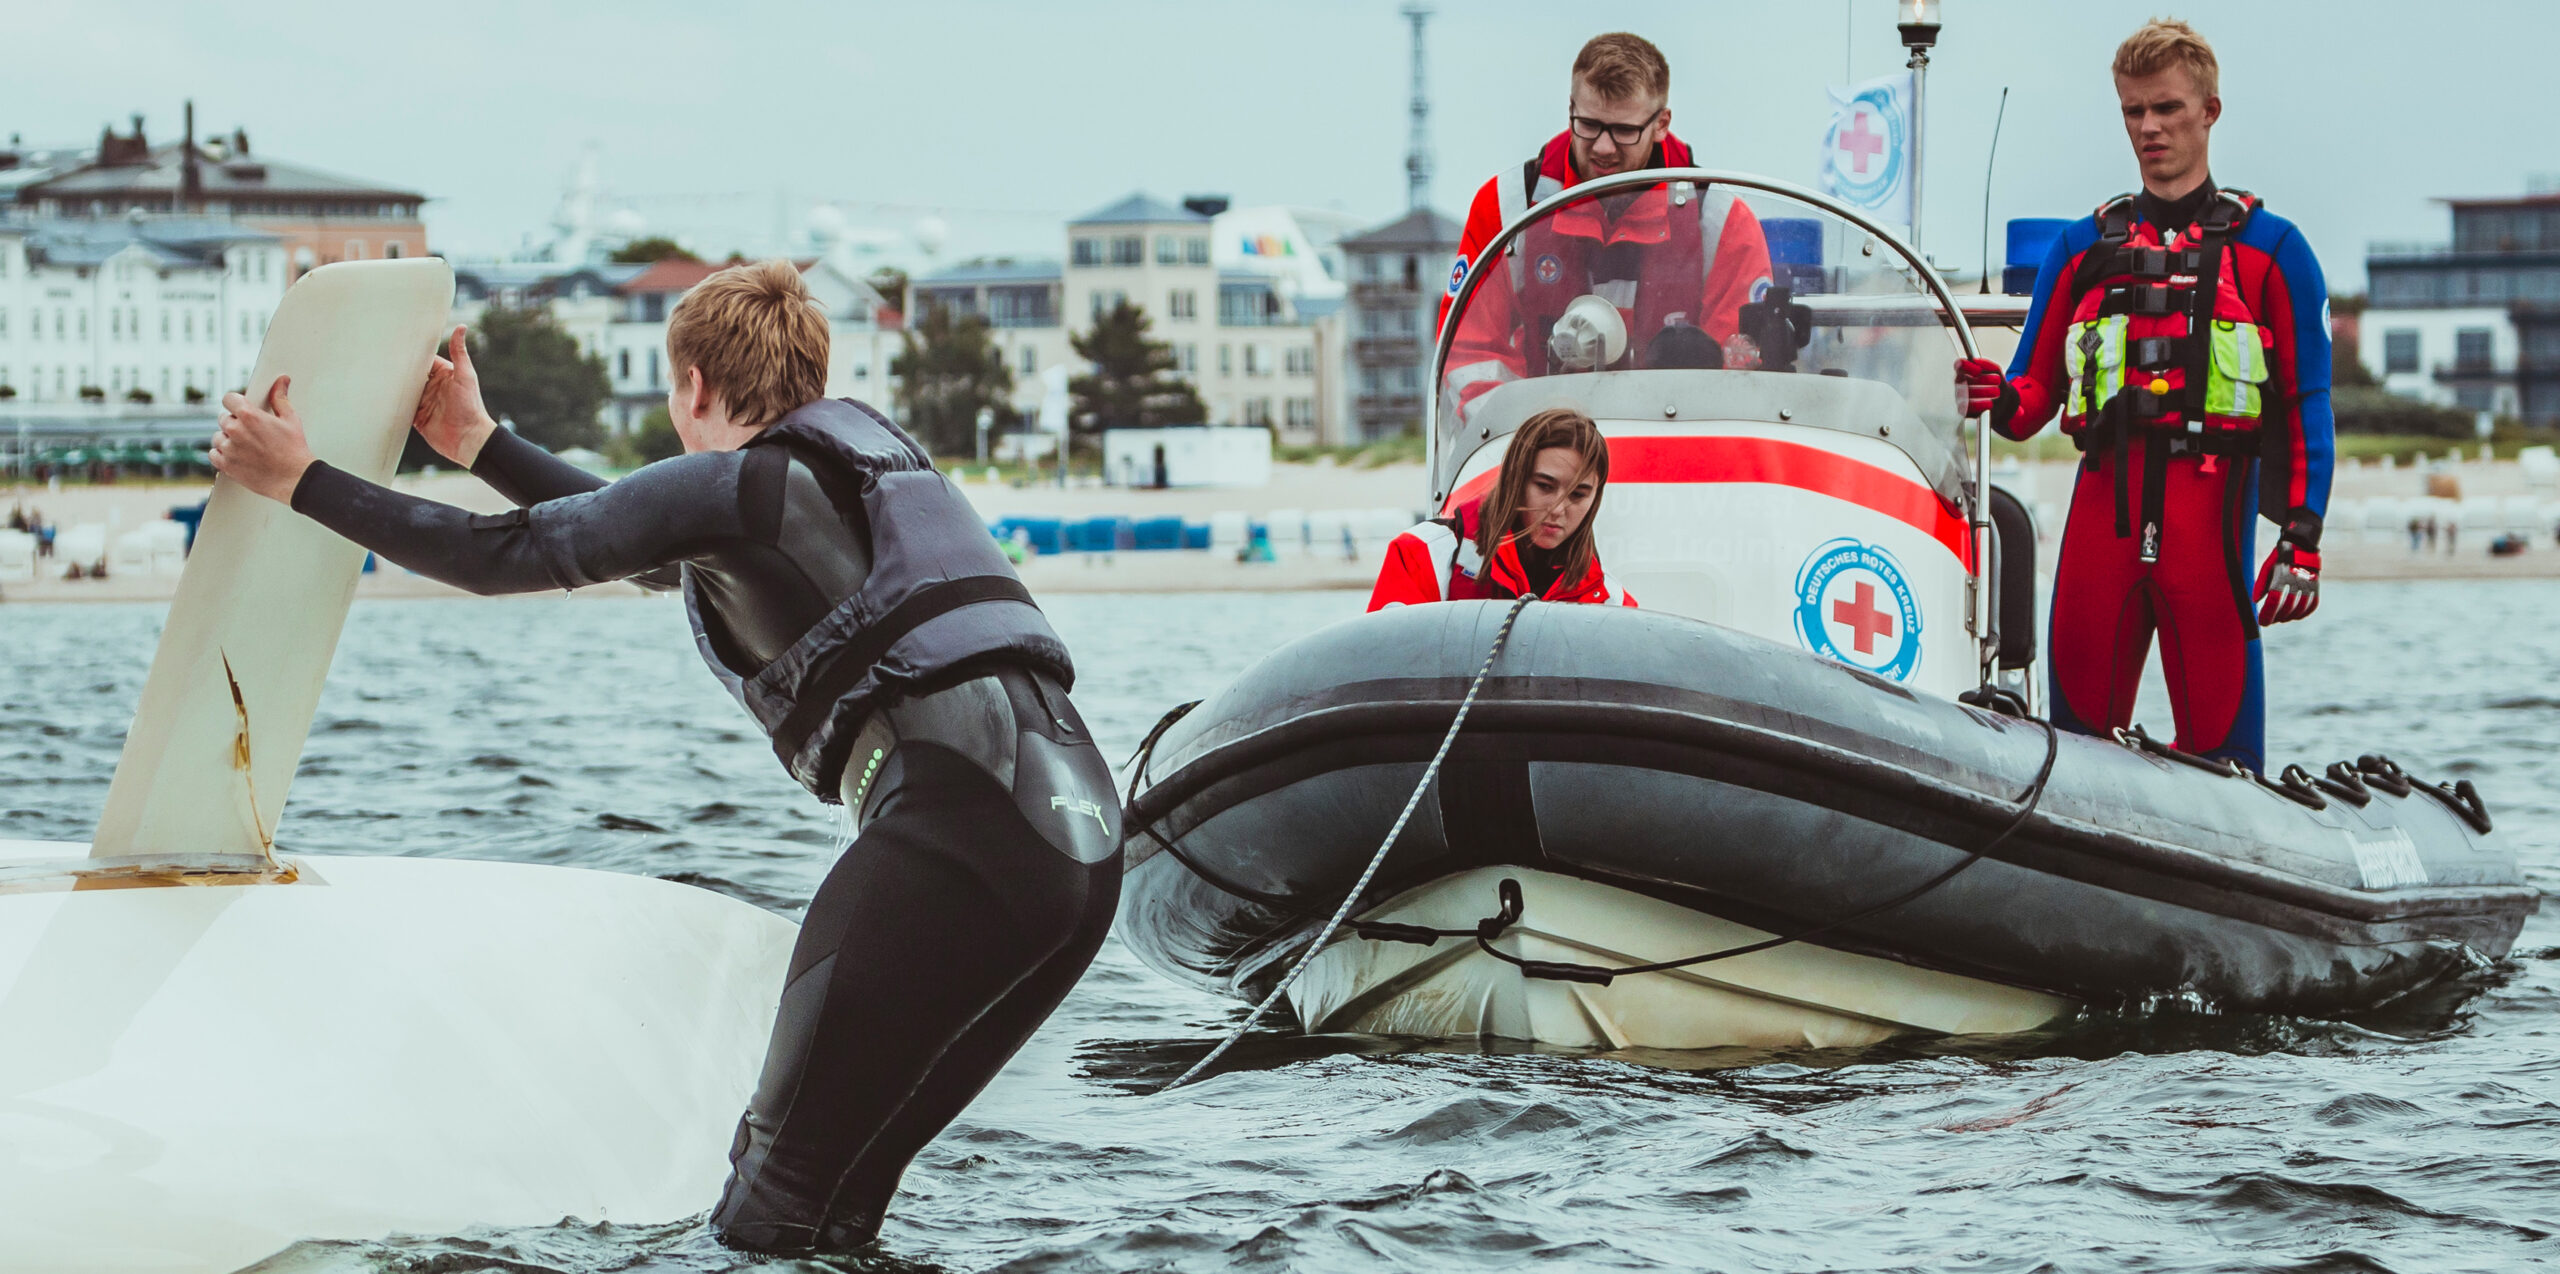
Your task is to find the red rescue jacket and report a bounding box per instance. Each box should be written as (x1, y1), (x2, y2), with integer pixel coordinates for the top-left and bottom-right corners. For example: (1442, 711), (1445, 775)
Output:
(1439, 131), (1773, 419)
(1366, 497), (1636, 611)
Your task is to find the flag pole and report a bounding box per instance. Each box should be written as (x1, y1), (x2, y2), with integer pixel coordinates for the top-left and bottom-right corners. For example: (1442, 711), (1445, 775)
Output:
(1898, 1), (1941, 255)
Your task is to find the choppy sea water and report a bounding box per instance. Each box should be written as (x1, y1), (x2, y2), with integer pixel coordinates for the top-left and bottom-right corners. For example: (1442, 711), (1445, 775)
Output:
(5, 583), (2556, 1274)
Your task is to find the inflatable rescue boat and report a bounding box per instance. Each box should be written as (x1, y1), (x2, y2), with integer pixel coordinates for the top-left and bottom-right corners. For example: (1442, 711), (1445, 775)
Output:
(1115, 172), (2535, 1052)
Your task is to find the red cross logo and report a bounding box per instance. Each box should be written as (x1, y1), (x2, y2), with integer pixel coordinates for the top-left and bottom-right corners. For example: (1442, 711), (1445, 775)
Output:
(1838, 108), (1885, 174)
(1831, 580), (1896, 654)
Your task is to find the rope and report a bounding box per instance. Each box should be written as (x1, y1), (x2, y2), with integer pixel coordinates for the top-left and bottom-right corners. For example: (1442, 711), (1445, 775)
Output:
(1154, 595), (1536, 1094)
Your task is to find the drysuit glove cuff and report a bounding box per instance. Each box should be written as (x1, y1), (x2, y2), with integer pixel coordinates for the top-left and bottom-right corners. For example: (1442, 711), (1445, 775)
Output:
(2277, 508), (2323, 554)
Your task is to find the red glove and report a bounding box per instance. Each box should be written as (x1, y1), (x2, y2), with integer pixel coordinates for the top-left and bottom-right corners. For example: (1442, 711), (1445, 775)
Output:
(1956, 357), (2005, 418)
(2253, 541), (2321, 625)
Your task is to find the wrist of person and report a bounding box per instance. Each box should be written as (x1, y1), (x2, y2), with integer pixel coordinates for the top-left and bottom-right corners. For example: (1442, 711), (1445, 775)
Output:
(456, 413), (498, 467)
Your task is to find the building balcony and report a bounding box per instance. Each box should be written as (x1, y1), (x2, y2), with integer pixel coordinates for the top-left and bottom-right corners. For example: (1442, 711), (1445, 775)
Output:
(1355, 336), (1422, 364)
(1350, 279), (1423, 302)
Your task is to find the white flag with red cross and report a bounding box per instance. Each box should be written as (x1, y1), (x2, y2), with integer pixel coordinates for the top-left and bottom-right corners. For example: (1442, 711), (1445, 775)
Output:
(1821, 71), (1915, 227)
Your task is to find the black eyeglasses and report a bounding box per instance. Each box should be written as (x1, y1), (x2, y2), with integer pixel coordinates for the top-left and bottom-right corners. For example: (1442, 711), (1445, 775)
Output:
(1568, 110), (1661, 148)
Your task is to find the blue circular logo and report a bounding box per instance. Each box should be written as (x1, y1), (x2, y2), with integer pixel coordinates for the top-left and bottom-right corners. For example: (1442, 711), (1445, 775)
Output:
(1793, 537), (1923, 682)
(1825, 89), (1906, 207)
(1447, 256), (1470, 297)
(1534, 253), (1563, 285)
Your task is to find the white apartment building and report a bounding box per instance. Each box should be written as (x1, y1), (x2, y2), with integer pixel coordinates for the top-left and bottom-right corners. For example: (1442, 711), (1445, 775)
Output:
(910, 193), (1352, 447)
(0, 216), (287, 406)
(451, 256), (899, 435)
(2363, 186), (2560, 424)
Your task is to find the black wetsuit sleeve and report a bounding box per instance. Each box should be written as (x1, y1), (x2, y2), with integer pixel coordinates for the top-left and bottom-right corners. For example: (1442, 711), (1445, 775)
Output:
(469, 425), (608, 506)
(290, 450), (755, 596)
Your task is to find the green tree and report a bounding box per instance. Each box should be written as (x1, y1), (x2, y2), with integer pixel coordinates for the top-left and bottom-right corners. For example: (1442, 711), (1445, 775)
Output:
(472, 304), (611, 452)
(893, 303), (1013, 456)
(1069, 300), (1205, 438)
(609, 236), (698, 265)
(867, 267), (909, 318)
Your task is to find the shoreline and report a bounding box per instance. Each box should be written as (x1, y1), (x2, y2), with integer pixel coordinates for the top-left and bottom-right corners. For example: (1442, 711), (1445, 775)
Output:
(9, 458), (2559, 606)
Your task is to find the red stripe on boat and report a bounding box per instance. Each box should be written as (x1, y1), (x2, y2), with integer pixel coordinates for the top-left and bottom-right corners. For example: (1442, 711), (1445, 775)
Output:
(1443, 435), (1969, 563)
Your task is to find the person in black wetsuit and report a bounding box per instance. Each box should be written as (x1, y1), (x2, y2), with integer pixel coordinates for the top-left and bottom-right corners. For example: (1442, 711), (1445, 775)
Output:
(208, 260), (1122, 1254)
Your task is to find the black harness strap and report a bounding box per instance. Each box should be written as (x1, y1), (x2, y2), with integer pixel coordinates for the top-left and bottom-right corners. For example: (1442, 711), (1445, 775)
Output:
(769, 576), (1041, 767)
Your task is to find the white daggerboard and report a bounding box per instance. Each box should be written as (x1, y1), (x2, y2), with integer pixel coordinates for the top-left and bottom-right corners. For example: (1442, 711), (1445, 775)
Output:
(92, 258), (453, 861)
(0, 260), (801, 1271)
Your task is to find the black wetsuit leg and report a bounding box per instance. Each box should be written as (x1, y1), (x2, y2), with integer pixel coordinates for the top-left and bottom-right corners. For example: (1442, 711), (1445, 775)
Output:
(710, 666), (1121, 1253)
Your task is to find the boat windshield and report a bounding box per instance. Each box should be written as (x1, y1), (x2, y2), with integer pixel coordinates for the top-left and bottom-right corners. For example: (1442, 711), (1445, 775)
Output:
(1435, 173), (1967, 454)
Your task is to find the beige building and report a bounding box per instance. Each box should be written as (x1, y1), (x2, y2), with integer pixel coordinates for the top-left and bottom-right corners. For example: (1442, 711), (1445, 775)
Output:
(910, 192), (1349, 447)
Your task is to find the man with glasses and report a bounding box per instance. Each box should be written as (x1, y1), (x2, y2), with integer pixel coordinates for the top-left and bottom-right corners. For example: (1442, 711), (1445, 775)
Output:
(1440, 32), (1774, 419)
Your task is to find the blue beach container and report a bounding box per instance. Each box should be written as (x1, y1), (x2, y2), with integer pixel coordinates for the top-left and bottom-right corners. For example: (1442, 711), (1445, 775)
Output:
(2004, 218), (2069, 295)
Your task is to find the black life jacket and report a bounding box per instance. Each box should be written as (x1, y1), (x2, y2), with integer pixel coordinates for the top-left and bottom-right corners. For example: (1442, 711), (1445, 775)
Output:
(684, 398), (1072, 799)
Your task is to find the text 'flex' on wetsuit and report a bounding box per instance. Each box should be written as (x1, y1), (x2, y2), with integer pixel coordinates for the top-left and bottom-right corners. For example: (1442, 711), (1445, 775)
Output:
(290, 403), (1122, 1252)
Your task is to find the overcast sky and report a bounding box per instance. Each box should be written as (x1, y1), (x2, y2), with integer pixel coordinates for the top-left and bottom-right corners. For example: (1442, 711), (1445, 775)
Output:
(13, 0), (2549, 292)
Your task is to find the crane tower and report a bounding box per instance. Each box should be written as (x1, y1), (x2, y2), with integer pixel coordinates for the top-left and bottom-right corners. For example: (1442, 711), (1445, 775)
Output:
(1403, 2), (1433, 212)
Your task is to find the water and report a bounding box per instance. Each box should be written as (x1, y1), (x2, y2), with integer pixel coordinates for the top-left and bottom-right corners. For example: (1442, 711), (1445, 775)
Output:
(5, 584), (2556, 1273)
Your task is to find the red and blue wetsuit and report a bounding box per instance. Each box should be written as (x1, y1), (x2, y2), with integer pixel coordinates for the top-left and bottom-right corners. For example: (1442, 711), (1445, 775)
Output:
(1996, 180), (2333, 774)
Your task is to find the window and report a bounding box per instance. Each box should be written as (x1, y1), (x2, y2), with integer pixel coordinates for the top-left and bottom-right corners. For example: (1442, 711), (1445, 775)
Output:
(1403, 255), (1420, 290)
(1395, 366), (1420, 393)
(1020, 345), (1037, 375)
(1361, 367), (1383, 394)
(1243, 397), (1274, 426)
(1360, 255), (1381, 282)
(385, 242), (405, 259)
(1156, 236), (1181, 265)
(1072, 238), (1102, 267)
(1285, 346), (1313, 376)
(2455, 385), (2496, 411)
(988, 285), (1056, 328)
(618, 350), (631, 379)
(648, 349), (661, 388)
(1110, 235), (1144, 266)
(1219, 344), (1232, 375)
(1285, 397), (1314, 429)
(642, 294), (666, 322)
(1090, 288), (1127, 318)
(2383, 330), (2419, 374)
(1243, 344), (1264, 377)
(2456, 328), (2495, 370)
(164, 313), (173, 340)
(1168, 289), (1195, 320)
(1186, 237), (1209, 264)
(1177, 343), (1197, 373)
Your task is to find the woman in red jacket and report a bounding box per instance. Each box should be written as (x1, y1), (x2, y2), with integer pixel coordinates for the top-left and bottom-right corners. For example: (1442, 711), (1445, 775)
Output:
(1367, 408), (1635, 610)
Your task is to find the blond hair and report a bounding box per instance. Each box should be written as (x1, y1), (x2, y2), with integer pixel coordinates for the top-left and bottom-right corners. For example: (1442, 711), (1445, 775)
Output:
(2113, 18), (2219, 99)
(666, 259), (830, 428)
(1477, 408), (1611, 590)
(1573, 33), (1669, 105)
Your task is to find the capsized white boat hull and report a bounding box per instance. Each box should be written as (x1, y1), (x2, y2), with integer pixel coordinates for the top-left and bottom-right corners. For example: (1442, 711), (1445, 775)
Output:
(0, 841), (796, 1273)
(1287, 867), (2072, 1051)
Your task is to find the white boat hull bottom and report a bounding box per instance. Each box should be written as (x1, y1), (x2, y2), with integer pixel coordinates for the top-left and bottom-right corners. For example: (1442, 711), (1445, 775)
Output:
(0, 841), (797, 1274)
(1287, 867), (2071, 1050)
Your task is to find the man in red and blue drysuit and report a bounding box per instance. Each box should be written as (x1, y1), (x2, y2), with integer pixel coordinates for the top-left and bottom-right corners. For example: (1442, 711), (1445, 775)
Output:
(1957, 20), (2331, 774)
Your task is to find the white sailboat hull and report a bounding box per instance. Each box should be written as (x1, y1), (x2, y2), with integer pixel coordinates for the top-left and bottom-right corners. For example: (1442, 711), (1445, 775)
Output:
(0, 841), (795, 1273)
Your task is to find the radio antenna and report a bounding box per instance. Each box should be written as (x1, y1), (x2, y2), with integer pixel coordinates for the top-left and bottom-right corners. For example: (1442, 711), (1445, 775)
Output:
(1979, 86), (2009, 294)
